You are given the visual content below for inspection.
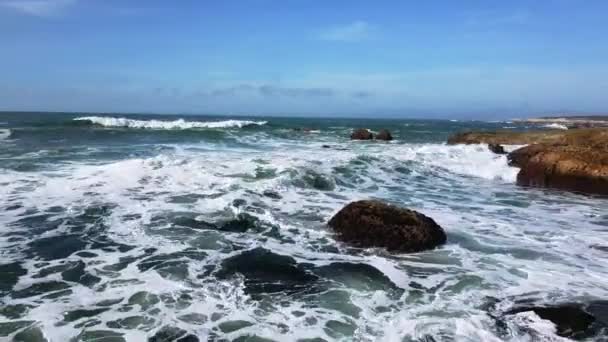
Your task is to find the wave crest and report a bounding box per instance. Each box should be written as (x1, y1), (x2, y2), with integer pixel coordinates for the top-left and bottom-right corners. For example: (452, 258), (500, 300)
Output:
(0, 128), (11, 140)
(542, 123), (568, 130)
(73, 116), (268, 129)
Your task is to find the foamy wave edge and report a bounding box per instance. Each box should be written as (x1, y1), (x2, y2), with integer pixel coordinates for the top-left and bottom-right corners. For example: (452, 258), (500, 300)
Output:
(542, 123), (568, 130)
(74, 116), (268, 129)
(0, 128), (11, 140)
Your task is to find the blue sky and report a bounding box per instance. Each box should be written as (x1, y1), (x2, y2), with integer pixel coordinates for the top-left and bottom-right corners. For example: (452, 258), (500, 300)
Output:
(1, 0), (607, 118)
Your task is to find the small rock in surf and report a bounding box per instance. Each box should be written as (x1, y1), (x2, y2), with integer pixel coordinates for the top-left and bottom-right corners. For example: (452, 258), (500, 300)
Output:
(375, 129), (393, 141)
(350, 128), (373, 140)
(488, 143), (507, 154)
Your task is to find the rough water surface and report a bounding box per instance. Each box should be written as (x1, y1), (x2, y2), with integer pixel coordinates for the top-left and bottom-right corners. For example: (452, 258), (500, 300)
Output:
(1, 112), (607, 341)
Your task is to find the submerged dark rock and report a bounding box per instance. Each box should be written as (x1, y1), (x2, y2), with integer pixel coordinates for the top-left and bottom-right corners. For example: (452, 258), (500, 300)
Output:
(506, 301), (608, 339)
(350, 129), (373, 140)
(375, 129), (393, 141)
(215, 247), (318, 298)
(488, 143), (507, 154)
(328, 200), (446, 253)
(262, 190), (282, 199)
(314, 262), (401, 293)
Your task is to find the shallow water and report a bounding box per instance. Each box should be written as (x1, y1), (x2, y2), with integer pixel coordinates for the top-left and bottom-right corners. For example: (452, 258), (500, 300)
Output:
(1, 112), (607, 341)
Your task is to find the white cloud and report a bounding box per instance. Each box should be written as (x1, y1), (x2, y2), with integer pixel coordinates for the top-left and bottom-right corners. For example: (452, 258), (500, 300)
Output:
(0, 0), (76, 17)
(318, 21), (374, 42)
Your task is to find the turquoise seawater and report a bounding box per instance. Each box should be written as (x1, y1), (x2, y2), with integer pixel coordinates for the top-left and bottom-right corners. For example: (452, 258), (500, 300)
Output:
(0, 112), (607, 341)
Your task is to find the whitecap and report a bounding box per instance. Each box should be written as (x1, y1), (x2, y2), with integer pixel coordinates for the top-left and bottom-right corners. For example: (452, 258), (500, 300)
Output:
(542, 123), (568, 130)
(0, 128), (11, 140)
(74, 116), (268, 129)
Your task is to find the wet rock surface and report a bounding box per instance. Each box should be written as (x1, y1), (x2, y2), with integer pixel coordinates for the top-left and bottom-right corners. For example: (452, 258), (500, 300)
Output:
(488, 143), (506, 154)
(375, 129), (393, 141)
(328, 200), (447, 252)
(350, 128), (373, 140)
(506, 301), (608, 340)
(449, 128), (608, 195)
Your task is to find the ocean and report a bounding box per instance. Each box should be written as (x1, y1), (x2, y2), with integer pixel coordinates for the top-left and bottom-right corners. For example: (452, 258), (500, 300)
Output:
(0, 112), (607, 341)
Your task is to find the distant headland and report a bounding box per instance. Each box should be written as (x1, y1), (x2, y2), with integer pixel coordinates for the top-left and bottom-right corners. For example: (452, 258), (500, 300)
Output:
(514, 115), (608, 128)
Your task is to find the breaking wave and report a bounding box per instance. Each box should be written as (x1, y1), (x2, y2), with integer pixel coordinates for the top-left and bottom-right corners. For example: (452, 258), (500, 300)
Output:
(542, 123), (569, 130)
(0, 128), (11, 140)
(74, 116), (268, 129)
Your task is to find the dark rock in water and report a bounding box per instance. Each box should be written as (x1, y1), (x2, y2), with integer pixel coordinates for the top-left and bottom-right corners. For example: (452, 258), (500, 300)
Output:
(215, 247), (318, 298)
(232, 198), (247, 208)
(328, 200), (447, 253)
(507, 302), (608, 339)
(262, 190), (282, 199)
(220, 213), (260, 232)
(314, 262), (401, 292)
(292, 170), (335, 191)
(488, 143), (507, 154)
(322, 145), (331, 149)
(350, 128), (373, 140)
(375, 129), (393, 141)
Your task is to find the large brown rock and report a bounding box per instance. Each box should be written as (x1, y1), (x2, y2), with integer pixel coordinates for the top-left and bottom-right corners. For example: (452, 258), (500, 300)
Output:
(350, 128), (373, 140)
(449, 128), (608, 195)
(508, 144), (608, 195)
(375, 129), (393, 141)
(448, 128), (608, 146)
(328, 200), (447, 252)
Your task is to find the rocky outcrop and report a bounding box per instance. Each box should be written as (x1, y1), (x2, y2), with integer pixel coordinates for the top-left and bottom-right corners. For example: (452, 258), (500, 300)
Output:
(350, 128), (374, 140)
(449, 128), (608, 195)
(508, 143), (608, 195)
(328, 200), (446, 253)
(488, 143), (506, 154)
(447, 130), (572, 145)
(375, 129), (393, 141)
(448, 128), (608, 146)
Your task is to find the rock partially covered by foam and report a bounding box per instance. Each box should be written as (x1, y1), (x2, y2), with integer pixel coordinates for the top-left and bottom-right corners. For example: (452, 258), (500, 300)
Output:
(375, 129), (393, 141)
(328, 200), (446, 253)
(505, 301), (608, 339)
(488, 143), (507, 154)
(350, 128), (373, 140)
(449, 128), (608, 195)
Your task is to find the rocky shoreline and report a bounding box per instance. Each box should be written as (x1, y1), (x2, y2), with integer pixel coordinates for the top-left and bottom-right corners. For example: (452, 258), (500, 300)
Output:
(448, 128), (608, 195)
(515, 116), (608, 128)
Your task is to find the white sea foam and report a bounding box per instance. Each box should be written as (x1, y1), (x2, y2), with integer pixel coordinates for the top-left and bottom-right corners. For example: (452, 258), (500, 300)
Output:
(0, 128), (11, 140)
(1, 137), (607, 341)
(74, 116), (268, 129)
(542, 123), (569, 130)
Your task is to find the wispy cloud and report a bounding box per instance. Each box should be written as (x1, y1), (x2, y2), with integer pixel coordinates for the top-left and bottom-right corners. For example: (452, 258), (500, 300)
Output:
(0, 0), (76, 17)
(318, 21), (374, 42)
